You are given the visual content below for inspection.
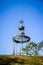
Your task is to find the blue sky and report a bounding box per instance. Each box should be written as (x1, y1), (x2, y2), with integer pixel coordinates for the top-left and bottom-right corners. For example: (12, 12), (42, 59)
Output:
(0, 0), (43, 55)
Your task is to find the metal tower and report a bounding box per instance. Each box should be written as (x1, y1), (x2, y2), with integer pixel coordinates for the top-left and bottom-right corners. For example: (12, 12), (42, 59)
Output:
(12, 20), (30, 55)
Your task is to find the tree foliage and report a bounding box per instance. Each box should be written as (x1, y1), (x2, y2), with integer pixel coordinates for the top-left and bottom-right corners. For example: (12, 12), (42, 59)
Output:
(22, 41), (43, 56)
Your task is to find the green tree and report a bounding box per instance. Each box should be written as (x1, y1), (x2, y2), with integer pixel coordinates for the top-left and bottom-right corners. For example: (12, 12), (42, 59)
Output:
(38, 41), (43, 51)
(22, 41), (43, 56)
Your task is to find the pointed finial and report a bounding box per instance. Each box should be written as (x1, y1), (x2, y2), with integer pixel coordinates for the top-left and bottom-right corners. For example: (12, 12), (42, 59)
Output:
(19, 20), (24, 24)
(19, 20), (24, 30)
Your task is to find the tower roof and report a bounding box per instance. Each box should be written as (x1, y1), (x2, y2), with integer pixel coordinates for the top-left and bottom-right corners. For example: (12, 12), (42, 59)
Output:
(13, 20), (30, 43)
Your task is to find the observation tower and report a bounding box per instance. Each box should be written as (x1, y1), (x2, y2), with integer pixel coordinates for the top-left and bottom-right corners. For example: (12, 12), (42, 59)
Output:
(12, 20), (30, 55)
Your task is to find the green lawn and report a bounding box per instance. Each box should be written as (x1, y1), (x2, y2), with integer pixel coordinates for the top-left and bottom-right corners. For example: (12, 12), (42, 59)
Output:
(0, 55), (43, 65)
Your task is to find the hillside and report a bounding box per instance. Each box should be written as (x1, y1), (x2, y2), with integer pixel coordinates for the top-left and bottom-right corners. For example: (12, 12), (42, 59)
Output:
(0, 55), (43, 65)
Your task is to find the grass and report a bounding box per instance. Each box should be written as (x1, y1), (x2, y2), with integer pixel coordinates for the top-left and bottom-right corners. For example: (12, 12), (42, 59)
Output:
(0, 55), (43, 65)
